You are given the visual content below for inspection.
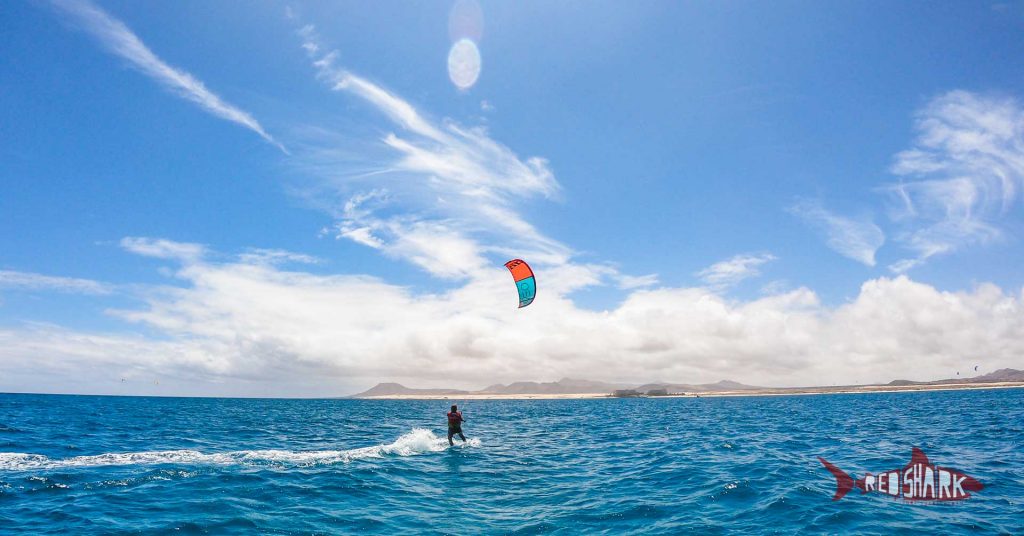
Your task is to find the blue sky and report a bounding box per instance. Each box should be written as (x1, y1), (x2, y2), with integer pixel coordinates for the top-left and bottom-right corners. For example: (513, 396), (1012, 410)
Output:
(1, 1), (1023, 396)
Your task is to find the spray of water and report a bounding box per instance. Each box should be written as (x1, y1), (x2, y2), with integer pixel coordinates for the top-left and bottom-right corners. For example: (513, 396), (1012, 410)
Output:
(0, 428), (480, 472)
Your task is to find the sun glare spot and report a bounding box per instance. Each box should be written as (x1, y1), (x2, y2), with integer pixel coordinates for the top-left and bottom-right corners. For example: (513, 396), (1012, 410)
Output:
(448, 38), (481, 90)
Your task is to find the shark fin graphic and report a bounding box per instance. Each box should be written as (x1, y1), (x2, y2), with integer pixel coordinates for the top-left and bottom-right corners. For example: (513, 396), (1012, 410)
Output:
(818, 457), (854, 501)
(911, 447), (930, 466)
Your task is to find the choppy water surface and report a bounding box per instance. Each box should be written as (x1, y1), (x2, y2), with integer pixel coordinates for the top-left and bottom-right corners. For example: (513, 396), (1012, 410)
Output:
(1, 389), (1021, 534)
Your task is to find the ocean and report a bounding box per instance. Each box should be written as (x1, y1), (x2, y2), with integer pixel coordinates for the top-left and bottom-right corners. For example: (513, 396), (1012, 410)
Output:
(0, 389), (1021, 534)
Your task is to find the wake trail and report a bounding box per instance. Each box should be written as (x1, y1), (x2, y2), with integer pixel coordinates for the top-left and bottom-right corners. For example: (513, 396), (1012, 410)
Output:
(0, 428), (480, 472)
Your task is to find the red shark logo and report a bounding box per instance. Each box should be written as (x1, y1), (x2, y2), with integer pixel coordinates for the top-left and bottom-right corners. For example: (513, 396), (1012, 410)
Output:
(819, 448), (983, 502)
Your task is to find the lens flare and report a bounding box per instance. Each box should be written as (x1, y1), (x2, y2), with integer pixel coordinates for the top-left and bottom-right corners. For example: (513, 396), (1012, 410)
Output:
(448, 0), (484, 43)
(448, 38), (481, 90)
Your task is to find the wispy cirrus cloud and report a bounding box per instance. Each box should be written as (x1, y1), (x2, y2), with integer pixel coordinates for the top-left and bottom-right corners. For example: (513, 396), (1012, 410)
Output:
(0, 270), (111, 295)
(697, 253), (776, 290)
(48, 0), (285, 153)
(884, 90), (1024, 272)
(120, 237), (206, 262)
(789, 200), (885, 266)
(237, 249), (321, 266)
(290, 22), (641, 287)
(793, 90), (1024, 272)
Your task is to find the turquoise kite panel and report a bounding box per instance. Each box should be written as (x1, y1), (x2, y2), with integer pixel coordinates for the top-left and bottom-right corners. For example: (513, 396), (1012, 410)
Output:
(516, 276), (536, 308)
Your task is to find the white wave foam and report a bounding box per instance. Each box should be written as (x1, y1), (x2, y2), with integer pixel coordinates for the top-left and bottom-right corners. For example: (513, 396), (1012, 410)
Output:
(0, 428), (479, 472)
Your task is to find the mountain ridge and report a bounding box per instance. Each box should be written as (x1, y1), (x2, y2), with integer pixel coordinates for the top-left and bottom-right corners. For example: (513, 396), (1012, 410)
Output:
(350, 377), (764, 397)
(888, 368), (1024, 386)
(351, 369), (1024, 398)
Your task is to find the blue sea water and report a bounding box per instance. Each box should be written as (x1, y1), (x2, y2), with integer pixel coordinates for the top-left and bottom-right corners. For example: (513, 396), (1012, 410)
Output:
(0, 389), (1022, 534)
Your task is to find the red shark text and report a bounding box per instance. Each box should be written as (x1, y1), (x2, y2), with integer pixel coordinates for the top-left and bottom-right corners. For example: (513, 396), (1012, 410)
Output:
(819, 448), (983, 502)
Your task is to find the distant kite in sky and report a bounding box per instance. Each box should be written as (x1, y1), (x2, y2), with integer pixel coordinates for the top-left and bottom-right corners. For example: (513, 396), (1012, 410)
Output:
(504, 259), (536, 308)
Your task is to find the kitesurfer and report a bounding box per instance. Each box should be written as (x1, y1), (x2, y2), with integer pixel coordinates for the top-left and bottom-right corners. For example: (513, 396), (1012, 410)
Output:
(447, 404), (466, 446)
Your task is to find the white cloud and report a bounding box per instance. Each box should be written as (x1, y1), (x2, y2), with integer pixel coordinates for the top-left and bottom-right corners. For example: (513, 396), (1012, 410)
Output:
(2, 243), (1021, 396)
(384, 220), (489, 279)
(885, 90), (1024, 271)
(0, 270), (111, 295)
(789, 200), (885, 266)
(120, 237), (206, 261)
(48, 0), (285, 153)
(616, 273), (659, 290)
(237, 249), (321, 266)
(697, 253), (776, 290)
(794, 91), (1024, 272)
(337, 224), (384, 249)
(760, 279), (790, 295)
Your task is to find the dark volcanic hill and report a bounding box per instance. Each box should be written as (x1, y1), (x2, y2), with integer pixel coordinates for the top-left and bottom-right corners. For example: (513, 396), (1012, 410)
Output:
(969, 368), (1024, 382)
(888, 368), (1024, 386)
(350, 382), (469, 398)
(479, 378), (630, 394)
(351, 378), (761, 397)
(634, 380), (761, 393)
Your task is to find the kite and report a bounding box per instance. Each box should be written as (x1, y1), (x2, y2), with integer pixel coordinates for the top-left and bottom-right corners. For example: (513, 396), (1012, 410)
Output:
(504, 259), (536, 308)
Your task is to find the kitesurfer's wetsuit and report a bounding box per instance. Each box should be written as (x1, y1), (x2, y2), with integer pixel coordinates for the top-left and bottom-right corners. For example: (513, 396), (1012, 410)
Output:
(447, 411), (466, 445)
